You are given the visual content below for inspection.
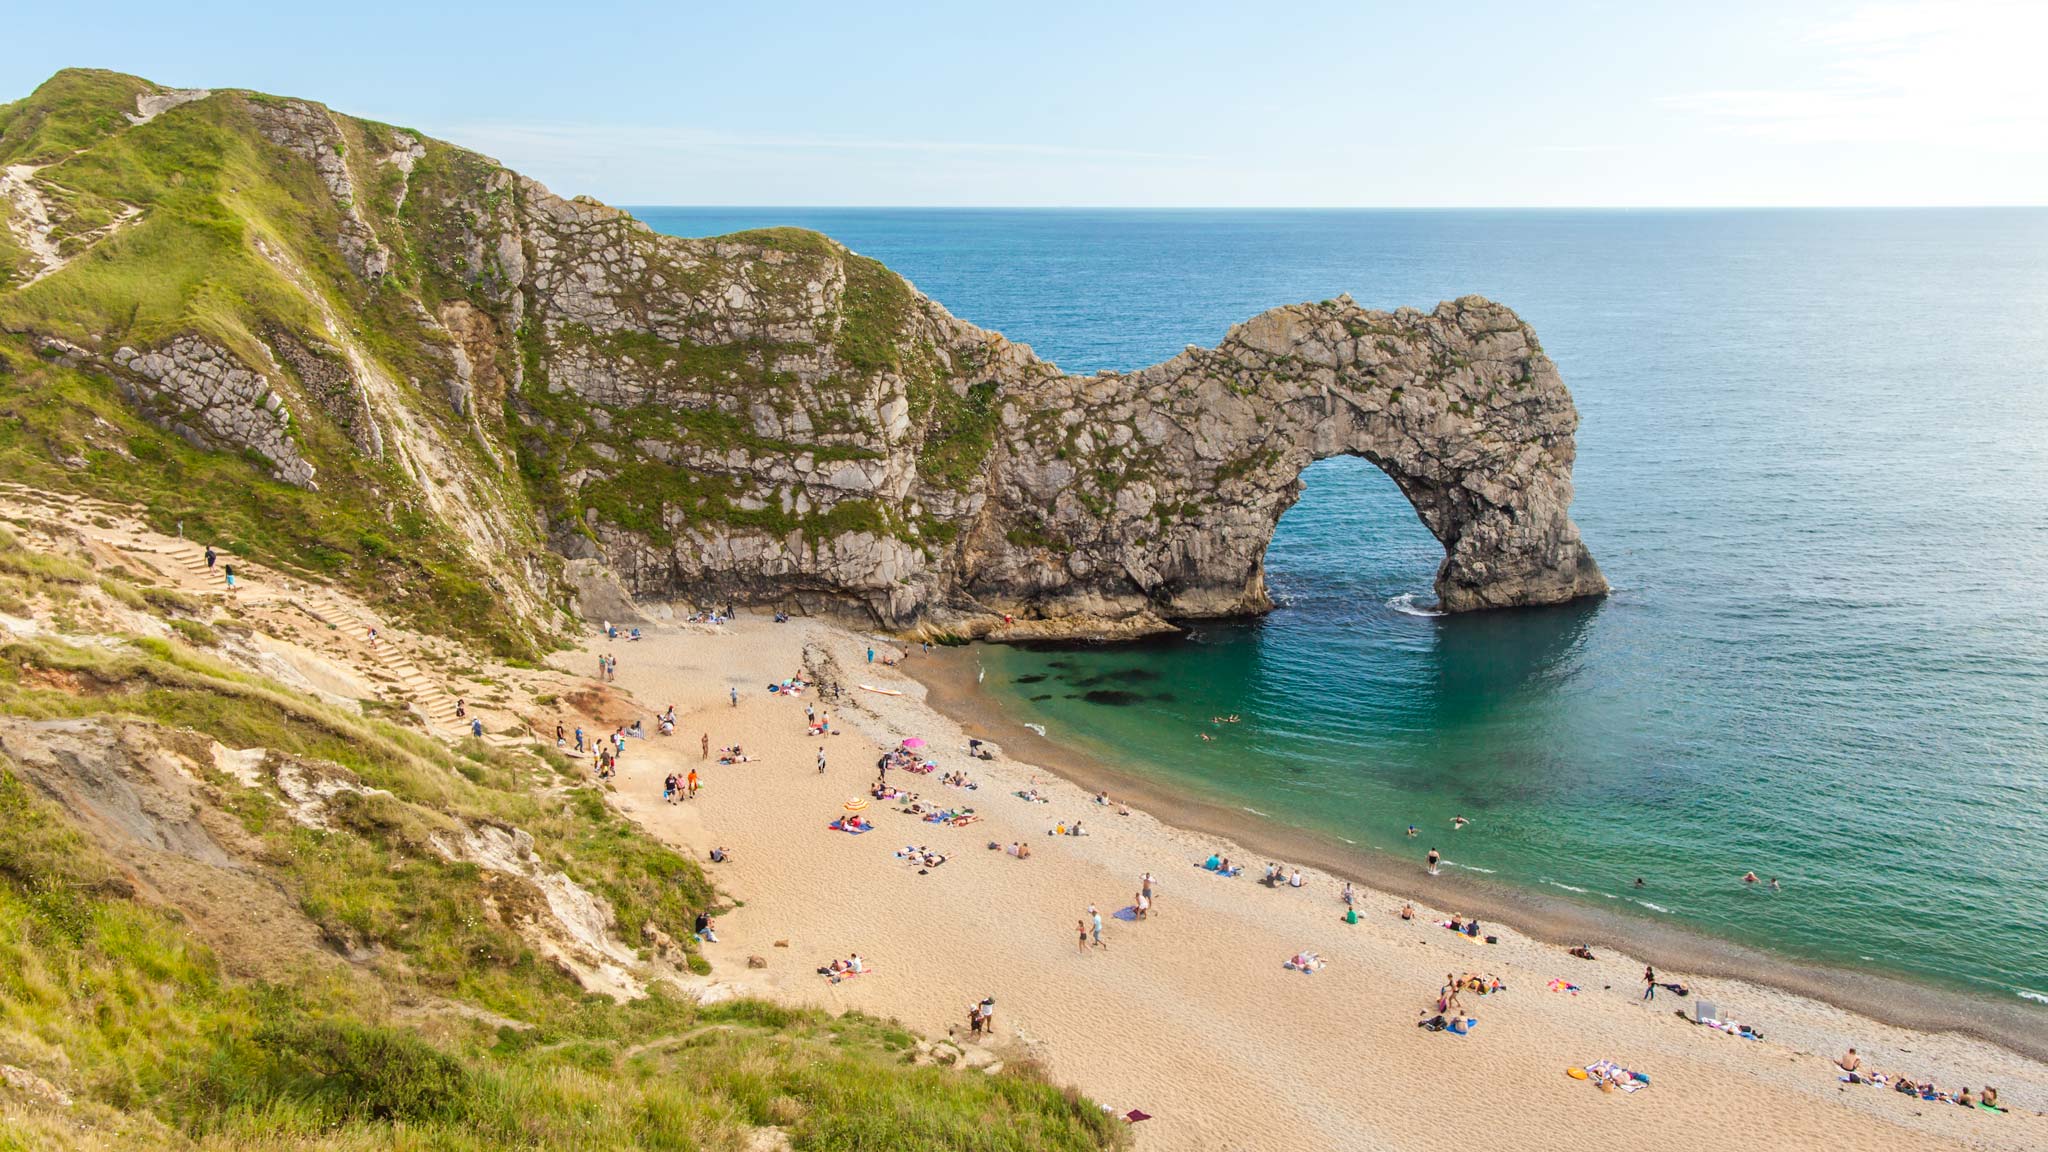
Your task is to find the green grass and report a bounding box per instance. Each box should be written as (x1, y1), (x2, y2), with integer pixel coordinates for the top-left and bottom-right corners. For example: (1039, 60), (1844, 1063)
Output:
(0, 625), (1125, 1150)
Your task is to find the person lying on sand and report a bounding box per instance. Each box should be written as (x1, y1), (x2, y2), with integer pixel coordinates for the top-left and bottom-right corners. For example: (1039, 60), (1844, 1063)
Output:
(1569, 945), (1597, 960)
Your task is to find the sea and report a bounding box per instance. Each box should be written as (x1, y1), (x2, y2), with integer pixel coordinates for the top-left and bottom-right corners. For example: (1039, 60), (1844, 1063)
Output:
(636, 207), (2048, 1010)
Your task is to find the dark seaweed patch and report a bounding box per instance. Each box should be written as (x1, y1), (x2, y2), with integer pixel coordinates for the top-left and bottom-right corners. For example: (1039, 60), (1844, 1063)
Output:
(1030, 693), (1053, 701)
(1079, 689), (1143, 707)
(1014, 674), (1047, 684)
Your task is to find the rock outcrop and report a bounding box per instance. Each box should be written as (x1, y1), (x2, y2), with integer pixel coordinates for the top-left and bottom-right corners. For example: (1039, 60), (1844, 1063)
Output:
(112, 338), (315, 488)
(0, 68), (1604, 641)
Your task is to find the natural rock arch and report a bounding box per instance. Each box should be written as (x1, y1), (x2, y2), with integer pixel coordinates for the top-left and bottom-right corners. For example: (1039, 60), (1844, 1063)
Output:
(959, 296), (1607, 629)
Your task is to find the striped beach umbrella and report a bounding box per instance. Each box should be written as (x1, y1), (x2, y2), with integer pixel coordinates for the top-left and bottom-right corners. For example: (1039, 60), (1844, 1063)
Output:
(843, 798), (870, 812)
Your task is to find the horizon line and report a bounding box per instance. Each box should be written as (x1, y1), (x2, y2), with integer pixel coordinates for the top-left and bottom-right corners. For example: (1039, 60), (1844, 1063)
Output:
(616, 203), (2048, 213)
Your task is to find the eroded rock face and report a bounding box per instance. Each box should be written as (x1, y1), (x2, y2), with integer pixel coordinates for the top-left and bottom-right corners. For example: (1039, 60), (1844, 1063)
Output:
(967, 297), (1607, 620)
(112, 338), (315, 488)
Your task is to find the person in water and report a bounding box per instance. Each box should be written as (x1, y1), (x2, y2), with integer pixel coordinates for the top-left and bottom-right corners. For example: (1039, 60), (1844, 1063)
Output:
(1407, 824), (1418, 837)
(1742, 871), (1759, 884)
(1426, 848), (1441, 875)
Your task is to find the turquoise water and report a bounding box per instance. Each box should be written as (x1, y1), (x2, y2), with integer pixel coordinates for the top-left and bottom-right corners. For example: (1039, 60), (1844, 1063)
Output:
(638, 208), (2048, 1007)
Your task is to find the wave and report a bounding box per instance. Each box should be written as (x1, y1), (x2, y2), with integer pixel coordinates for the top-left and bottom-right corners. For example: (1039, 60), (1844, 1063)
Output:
(1022, 722), (1046, 737)
(2020, 989), (2048, 1005)
(1633, 900), (1671, 914)
(1241, 806), (1269, 817)
(1446, 861), (1495, 873)
(1386, 592), (1446, 618)
(1542, 880), (1589, 894)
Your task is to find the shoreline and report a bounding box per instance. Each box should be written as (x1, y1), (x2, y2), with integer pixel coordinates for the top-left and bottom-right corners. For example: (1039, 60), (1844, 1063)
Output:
(903, 641), (2048, 1065)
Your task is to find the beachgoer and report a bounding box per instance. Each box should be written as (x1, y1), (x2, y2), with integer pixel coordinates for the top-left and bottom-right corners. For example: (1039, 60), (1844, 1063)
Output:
(1400, 903), (1415, 921)
(1836, 1049), (1861, 1074)
(1090, 906), (1106, 949)
(730, 686), (738, 707)
(1342, 881), (1355, 907)
(1453, 815), (1468, 829)
(817, 746), (826, 774)
(687, 769), (699, 799)
(1136, 891), (1149, 920)
(1076, 919), (1088, 953)
(693, 912), (716, 942)
(866, 647), (875, 664)
(1345, 906), (1359, 924)
(1743, 871), (1759, 884)
(470, 718), (483, 738)
(1770, 877), (1781, 891)
(204, 545), (216, 569)
(1288, 869), (1305, 888)
(663, 774), (677, 804)
(1407, 824), (1418, 837)
(1643, 964), (1657, 1001)
(455, 698), (466, 719)
(223, 565), (236, 590)
(1634, 877), (1645, 888)
(1426, 848), (1441, 875)
(555, 723), (565, 747)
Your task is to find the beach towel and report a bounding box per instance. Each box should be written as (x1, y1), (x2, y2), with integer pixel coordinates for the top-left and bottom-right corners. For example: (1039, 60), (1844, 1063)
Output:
(1447, 1018), (1477, 1035)
(1113, 906), (1139, 922)
(1124, 1110), (1151, 1123)
(1584, 1060), (1649, 1092)
(1547, 979), (1581, 995)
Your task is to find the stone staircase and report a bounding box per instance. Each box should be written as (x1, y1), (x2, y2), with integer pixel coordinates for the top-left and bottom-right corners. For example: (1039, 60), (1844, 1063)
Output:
(128, 534), (463, 735)
(2, 484), (470, 737)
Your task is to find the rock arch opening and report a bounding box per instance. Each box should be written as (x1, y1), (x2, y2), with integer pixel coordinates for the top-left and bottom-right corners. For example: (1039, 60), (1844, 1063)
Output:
(1263, 455), (1447, 613)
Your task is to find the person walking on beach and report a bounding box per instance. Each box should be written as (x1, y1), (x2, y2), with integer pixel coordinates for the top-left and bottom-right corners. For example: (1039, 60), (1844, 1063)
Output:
(817, 746), (827, 774)
(223, 564), (236, 591)
(867, 647), (875, 664)
(730, 685), (738, 707)
(1141, 871), (1155, 915)
(701, 732), (710, 759)
(1089, 905), (1107, 949)
(686, 768), (699, 799)
(1136, 890), (1149, 920)
(1426, 847), (1441, 876)
(1643, 964), (1657, 1001)
(1076, 919), (1089, 953)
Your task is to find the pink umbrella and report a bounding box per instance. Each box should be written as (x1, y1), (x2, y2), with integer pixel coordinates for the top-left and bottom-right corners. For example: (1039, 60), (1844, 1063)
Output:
(900, 737), (926, 749)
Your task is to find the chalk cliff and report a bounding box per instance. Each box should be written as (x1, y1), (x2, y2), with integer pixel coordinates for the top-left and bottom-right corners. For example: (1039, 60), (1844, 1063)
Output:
(0, 68), (1603, 645)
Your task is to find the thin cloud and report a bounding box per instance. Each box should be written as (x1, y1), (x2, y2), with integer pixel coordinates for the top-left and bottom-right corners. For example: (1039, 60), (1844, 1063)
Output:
(1663, 0), (2048, 150)
(441, 121), (1211, 165)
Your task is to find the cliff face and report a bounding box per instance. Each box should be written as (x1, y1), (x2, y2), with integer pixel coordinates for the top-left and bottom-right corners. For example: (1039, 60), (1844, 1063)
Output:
(0, 69), (1603, 644)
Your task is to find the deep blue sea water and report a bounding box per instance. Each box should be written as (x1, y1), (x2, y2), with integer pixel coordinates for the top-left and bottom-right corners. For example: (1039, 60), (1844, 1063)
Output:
(637, 208), (2048, 1007)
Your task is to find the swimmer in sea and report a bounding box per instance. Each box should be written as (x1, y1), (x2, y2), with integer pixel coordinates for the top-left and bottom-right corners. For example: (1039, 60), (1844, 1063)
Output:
(1200, 733), (1213, 742)
(1407, 824), (1418, 837)
(1742, 871), (1759, 884)
(1452, 816), (1469, 829)
(1769, 877), (1780, 891)
(1633, 877), (1646, 888)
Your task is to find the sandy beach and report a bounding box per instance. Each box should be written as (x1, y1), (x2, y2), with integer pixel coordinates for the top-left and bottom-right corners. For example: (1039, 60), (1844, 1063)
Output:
(568, 615), (2048, 1152)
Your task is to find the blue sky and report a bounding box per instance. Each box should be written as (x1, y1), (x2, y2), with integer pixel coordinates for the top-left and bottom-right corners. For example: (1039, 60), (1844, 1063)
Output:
(5, 1), (2043, 206)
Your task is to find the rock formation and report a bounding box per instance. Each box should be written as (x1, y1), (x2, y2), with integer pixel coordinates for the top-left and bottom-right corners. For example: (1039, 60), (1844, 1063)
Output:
(0, 68), (1604, 643)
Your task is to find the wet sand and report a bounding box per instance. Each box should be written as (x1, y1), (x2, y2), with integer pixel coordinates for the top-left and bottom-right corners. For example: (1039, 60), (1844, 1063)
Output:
(904, 643), (2048, 1066)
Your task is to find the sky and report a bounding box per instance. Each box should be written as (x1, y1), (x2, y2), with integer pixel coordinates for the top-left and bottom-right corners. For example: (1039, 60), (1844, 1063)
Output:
(4, 0), (2044, 207)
